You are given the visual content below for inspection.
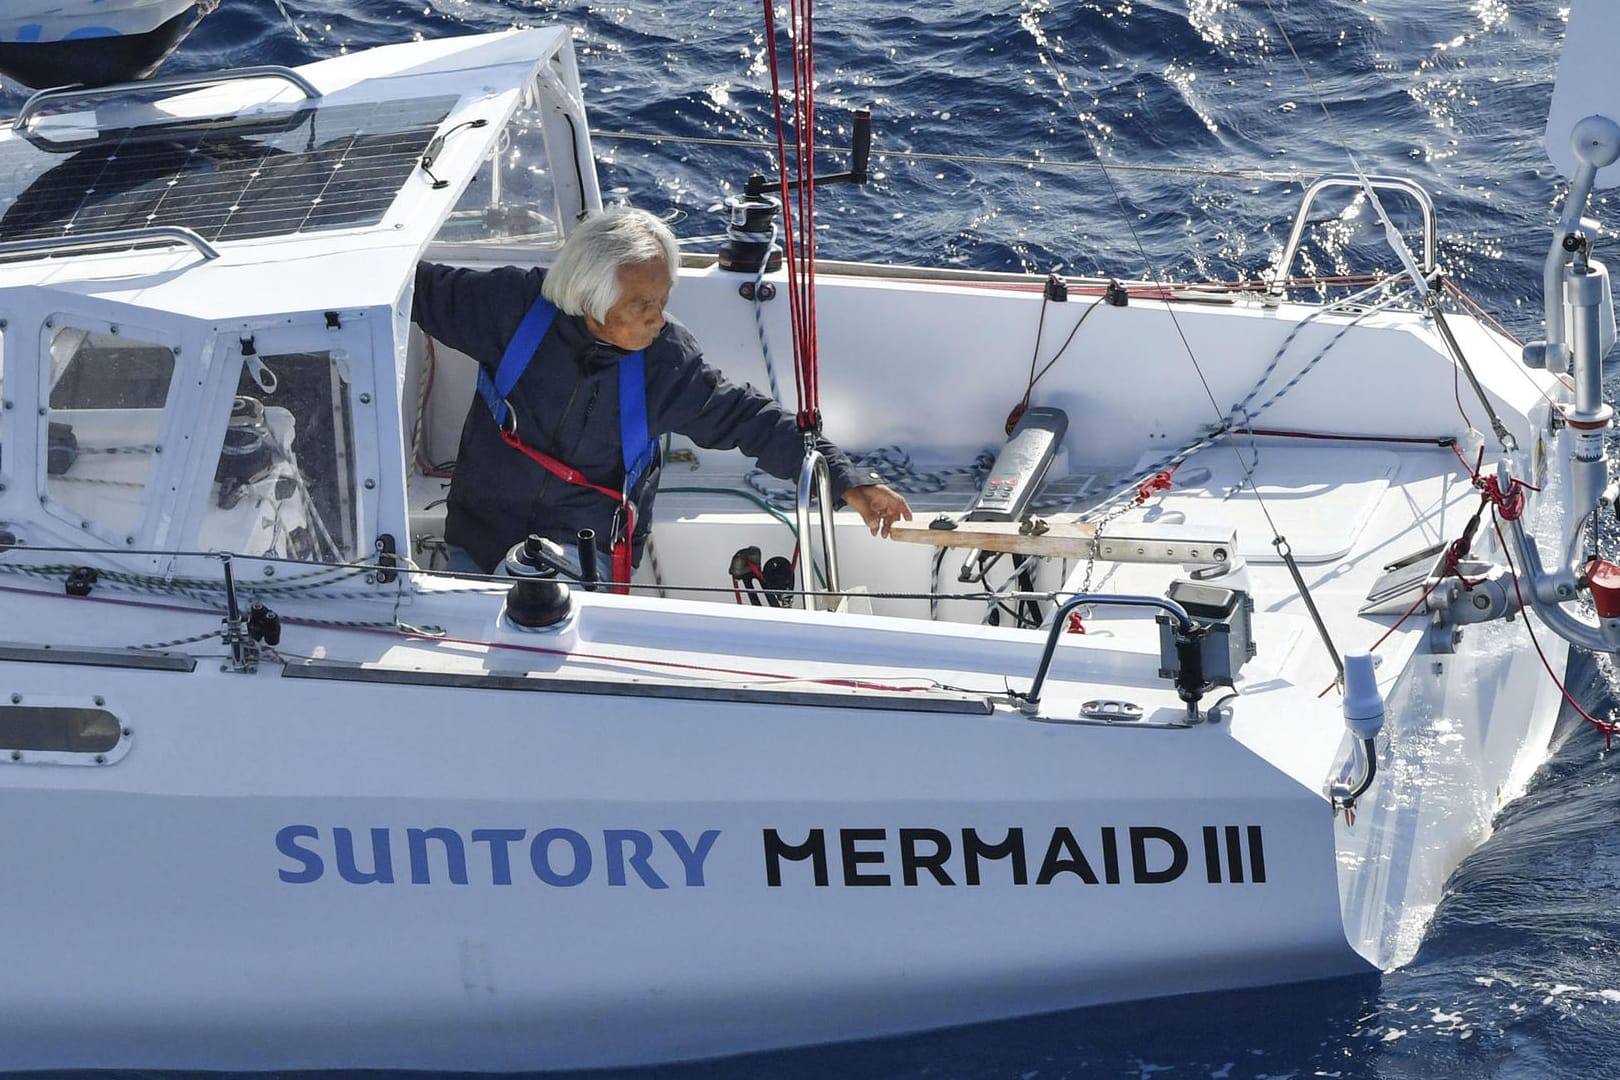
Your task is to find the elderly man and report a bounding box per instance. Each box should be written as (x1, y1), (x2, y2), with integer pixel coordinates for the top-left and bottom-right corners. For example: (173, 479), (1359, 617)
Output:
(413, 206), (912, 580)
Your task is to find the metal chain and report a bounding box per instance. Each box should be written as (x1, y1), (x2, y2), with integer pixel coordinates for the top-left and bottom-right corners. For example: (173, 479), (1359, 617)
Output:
(1073, 497), (1143, 616)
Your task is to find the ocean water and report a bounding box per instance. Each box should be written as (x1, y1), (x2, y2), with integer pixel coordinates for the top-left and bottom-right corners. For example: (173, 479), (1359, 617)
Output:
(22, 1), (1620, 1077)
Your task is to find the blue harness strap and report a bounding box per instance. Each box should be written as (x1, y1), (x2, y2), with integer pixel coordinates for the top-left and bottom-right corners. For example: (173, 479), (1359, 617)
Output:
(618, 349), (653, 495)
(478, 292), (657, 496)
(477, 294), (557, 428)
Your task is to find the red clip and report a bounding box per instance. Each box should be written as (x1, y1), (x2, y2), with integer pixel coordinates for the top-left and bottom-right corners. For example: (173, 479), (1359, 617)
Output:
(1067, 611), (1085, 634)
(1136, 469), (1174, 504)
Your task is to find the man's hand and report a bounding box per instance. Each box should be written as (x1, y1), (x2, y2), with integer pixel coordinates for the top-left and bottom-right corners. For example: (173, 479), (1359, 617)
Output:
(843, 483), (913, 538)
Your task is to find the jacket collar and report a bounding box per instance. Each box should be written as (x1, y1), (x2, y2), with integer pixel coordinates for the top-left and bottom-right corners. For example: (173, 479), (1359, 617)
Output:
(554, 309), (668, 372)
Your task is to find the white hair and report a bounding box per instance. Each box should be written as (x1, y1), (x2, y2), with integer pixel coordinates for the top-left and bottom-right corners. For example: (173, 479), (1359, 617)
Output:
(542, 207), (679, 321)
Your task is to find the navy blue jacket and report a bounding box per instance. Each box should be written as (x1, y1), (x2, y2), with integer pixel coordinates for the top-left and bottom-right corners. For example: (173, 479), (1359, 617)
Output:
(413, 262), (861, 572)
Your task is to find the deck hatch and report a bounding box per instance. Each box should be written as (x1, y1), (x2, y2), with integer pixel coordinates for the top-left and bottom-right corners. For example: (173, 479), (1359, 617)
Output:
(0, 701), (132, 765)
(0, 94), (457, 244)
(0, 705), (119, 753)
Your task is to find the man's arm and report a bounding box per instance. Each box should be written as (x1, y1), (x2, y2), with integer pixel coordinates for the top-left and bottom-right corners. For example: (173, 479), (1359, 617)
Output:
(412, 262), (545, 369)
(650, 327), (860, 492)
(650, 326), (913, 536)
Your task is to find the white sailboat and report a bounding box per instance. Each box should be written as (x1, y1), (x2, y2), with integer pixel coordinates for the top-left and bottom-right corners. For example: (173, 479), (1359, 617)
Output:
(0, 2), (1610, 1070)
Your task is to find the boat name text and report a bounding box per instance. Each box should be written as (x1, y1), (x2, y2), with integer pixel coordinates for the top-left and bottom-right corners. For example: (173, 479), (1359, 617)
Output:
(764, 825), (1267, 887)
(275, 825), (721, 888)
(274, 824), (1266, 888)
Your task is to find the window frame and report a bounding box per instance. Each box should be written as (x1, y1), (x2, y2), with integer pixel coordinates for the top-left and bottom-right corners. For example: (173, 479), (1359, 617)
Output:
(36, 312), (187, 548)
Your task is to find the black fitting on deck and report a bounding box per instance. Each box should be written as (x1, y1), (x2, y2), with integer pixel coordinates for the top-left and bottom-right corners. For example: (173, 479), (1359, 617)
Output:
(576, 529), (600, 592)
(1172, 623), (1212, 708)
(503, 535), (574, 629)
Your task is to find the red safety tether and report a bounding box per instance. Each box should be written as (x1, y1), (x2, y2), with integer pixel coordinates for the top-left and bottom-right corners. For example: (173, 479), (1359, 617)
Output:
(498, 428), (636, 594)
(762, 0), (820, 433)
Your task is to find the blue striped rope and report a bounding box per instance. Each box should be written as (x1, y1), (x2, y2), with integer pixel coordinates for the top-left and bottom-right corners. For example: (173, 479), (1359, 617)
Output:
(752, 222), (784, 406)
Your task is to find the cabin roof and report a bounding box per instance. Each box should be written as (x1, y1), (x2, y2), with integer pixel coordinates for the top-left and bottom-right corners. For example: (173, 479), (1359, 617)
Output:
(0, 28), (562, 321)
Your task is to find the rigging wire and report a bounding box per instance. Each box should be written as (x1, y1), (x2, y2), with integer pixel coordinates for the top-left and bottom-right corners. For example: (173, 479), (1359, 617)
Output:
(1440, 276), (1576, 412)
(270, 0), (309, 44)
(1492, 512), (1619, 749)
(1023, 21), (1292, 508)
(589, 129), (1309, 184)
(1255, 1), (1614, 713)
(1021, 0), (1355, 682)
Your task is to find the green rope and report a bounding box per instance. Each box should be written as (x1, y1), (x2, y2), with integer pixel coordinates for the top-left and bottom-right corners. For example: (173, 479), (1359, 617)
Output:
(662, 485), (827, 591)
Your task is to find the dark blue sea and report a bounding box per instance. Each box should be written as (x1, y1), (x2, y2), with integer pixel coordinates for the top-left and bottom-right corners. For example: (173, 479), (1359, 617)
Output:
(18, 1), (1620, 1077)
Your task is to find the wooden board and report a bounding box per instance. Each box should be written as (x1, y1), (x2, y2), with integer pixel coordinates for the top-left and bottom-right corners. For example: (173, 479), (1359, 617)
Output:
(889, 518), (1098, 558)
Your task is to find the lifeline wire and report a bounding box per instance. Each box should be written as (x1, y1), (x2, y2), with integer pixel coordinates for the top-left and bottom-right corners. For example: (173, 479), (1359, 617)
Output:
(271, 0), (310, 44)
(0, 554), (1094, 611)
(589, 130), (1308, 184)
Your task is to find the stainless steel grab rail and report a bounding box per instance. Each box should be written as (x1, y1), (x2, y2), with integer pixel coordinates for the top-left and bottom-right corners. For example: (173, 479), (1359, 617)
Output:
(794, 446), (842, 611)
(1020, 594), (1193, 713)
(0, 227), (220, 263)
(13, 66), (322, 132)
(1271, 174), (1437, 293)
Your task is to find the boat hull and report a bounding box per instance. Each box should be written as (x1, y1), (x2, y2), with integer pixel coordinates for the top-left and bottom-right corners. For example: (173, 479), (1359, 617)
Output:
(0, 658), (1370, 1069)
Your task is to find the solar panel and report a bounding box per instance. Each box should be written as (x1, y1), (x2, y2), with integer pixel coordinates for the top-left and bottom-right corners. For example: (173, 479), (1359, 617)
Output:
(0, 94), (458, 244)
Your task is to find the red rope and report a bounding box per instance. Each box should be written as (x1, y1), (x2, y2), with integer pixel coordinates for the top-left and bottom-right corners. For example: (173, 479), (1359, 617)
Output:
(1322, 447), (1537, 696)
(1325, 445), (1613, 746)
(801, 0), (818, 421)
(1431, 445), (1539, 594)
(1457, 448), (1613, 746)
(763, 0), (820, 432)
(1492, 512), (1617, 748)
(1440, 277), (1523, 348)
(760, 0), (802, 407)
(1448, 442), (1538, 521)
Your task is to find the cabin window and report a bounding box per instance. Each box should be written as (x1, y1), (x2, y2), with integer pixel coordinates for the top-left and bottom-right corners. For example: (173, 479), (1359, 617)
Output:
(44, 326), (176, 539)
(433, 79), (563, 248)
(0, 706), (120, 755)
(203, 351), (359, 562)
